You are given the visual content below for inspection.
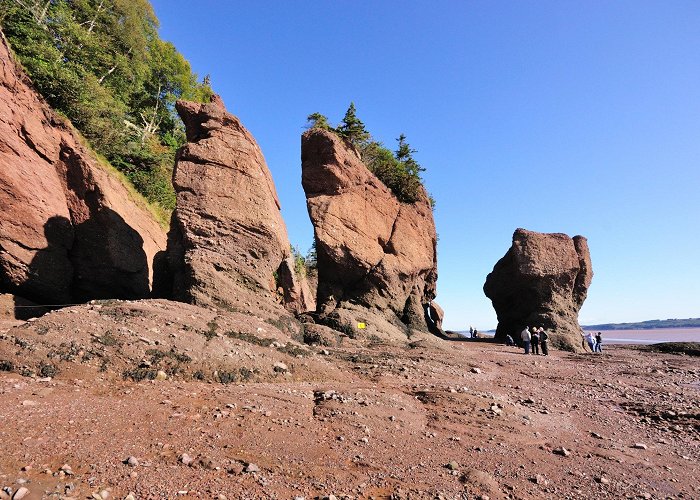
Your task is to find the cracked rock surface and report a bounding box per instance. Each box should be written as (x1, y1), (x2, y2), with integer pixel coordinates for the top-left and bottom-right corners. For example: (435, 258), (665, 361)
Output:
(301, 129), (440, 340)
(154, 95), (312, 317)
(0, 31), (165, 306)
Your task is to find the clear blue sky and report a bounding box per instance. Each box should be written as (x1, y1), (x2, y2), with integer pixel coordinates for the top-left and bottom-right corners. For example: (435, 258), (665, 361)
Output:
(150, 1), (700, 330)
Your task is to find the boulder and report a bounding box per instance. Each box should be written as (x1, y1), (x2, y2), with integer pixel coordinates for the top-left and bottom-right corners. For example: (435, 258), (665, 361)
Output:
(301, 128), (440, 340)
(157, 95), (310, 318)
(483, 228), (593, 351)
(0, 31), (166, 306)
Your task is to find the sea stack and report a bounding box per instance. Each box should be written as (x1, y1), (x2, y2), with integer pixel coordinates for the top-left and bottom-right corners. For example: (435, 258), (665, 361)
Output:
(483, 228), (593, 351)
(301, 128), (441, 341)
(157, 95), (312, 317)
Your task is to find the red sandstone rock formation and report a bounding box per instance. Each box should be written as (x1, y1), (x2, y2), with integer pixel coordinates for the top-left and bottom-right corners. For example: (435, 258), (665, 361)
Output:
(483, 228), (593, 351)
(0, 32), (166, 305)
(157, 96), (311, 317)
(301, 128), (441, 340)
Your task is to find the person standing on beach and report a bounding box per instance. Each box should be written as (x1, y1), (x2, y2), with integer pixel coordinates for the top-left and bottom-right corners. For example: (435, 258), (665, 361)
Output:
(595, 332), (603, 352)
(540, 327), (549, 355)
(521, 326), (531, 354)
(586, 331), (596, 352)
(531, 328), (540, 355)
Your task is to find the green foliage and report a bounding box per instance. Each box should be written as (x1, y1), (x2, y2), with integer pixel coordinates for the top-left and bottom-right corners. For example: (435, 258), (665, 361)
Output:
(289, 243), (317, 278)
(305, 242), (317, 271)
(337, 102), (370, 146)
(0, 0), (213, 214)
(306, 112), (331, 131)
(310, 103), (432, 205)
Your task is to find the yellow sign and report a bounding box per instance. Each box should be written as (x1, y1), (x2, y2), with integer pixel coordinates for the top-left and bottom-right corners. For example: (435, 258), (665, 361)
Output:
(357, 322), (366, 329)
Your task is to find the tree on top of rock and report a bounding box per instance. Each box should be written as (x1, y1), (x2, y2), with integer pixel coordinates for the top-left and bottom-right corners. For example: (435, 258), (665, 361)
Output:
(306, 104), (433, 207)
(395, 133), (424, 178)
(306, 112), (332, 131)
(337, 102), (370, 146)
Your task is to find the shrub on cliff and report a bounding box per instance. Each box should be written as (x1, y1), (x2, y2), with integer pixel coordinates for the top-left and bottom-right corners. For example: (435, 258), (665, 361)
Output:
(0, 0), (212, 217)
(306, 104), (430, 206)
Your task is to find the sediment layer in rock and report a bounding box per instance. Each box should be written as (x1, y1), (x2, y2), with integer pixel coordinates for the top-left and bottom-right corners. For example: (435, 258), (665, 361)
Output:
(157, 95), (311, 318)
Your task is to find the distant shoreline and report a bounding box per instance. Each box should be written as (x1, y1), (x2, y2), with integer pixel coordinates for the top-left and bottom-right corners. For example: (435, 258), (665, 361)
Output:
(583, 318), (700, 330)
(457, 327), (700, 345)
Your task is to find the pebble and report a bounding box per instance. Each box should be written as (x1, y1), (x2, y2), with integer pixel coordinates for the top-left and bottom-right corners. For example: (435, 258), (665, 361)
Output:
(124, 494), (136, 500)
(446, 461), (459, 470)
(273, 362), (288, 373)
(125, 456), (139, 467)
(532, 474), (548, 485)
(554, 447), (571, 457)
(471, 367), (481, 374)
(180, 453), (194, 466)
(633, 443), (648, 450)
(155, 370), (167, 381)
(12, 488), (30, 500)
(244, 463), (260, 473)
(597, 476), (610, 485)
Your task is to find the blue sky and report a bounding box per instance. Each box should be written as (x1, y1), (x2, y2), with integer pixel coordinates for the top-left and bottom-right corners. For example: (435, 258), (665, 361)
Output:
(150, 1), (700, 330)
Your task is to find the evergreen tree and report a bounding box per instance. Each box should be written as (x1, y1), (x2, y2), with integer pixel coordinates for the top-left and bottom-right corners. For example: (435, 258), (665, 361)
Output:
(305, 112), (331, 130)
(337, 102), (370, 146)
(395, 133), (424, 178)
(304, 105), (433, 206)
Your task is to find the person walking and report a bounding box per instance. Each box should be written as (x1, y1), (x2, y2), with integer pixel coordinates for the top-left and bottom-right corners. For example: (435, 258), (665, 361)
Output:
(520, 326), (531, 354)
(594, 332), (603, 353)
(540, 327), (549, 355)
(531, 328), (540, 355)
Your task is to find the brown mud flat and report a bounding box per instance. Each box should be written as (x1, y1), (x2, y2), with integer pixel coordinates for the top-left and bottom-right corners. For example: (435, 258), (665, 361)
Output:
(0, 303), (698, 499)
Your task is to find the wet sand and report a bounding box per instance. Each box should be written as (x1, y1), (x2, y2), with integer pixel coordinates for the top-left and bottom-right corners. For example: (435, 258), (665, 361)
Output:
(583, 327), (700, 344)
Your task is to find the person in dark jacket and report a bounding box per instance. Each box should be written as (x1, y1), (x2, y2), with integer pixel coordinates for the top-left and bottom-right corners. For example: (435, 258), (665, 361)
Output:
(540, 327), (549, 355)
(531, 328), (540, 355)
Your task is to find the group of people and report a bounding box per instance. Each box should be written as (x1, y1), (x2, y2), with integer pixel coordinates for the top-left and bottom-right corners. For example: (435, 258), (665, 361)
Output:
(585, 331), (603, 352)
(505, 327), (604, 355)
(504, 326), (549, 355)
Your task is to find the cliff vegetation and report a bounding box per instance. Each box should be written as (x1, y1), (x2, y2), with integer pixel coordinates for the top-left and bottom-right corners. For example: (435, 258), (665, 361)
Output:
(307, 103), (433, 206)
(0, 0), (212, 220)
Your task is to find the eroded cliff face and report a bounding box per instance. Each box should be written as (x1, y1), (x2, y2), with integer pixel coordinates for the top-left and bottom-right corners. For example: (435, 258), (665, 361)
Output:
(156, 96), (311, 318)
(483, 228), (593, 351)
(301, 128), (441, 340)
(0, 31), (166, 308)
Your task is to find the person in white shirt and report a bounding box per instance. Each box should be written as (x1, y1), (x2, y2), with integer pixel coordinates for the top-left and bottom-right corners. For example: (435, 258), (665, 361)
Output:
(521, 326), (531, 354)
(585, 331), (595, 351)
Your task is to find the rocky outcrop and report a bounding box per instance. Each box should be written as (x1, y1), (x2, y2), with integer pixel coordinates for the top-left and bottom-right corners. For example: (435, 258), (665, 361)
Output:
(157, 95), (310, 317)
(0, 32), (166, 306)
(301, 128), (440, 341)
(483, 228), (593, 351)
